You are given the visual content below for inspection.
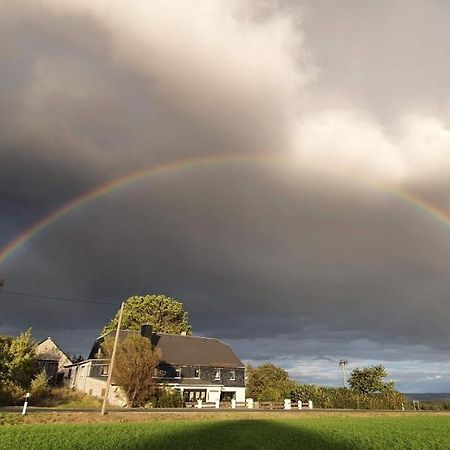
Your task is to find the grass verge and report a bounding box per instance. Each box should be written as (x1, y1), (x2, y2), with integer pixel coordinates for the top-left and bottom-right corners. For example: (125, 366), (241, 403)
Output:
(0, 414), (449, 449)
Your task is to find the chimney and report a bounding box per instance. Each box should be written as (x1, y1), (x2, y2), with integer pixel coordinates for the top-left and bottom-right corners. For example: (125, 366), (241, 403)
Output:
(141, 324), (153, 339)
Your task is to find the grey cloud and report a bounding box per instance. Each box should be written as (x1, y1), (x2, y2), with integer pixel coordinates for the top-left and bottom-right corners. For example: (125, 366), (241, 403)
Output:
(1, 0), (450, 392)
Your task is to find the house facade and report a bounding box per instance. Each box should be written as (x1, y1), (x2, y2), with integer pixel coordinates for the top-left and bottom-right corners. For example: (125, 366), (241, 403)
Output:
(65, 325), (245, 406)
(36, 337), (72, 385)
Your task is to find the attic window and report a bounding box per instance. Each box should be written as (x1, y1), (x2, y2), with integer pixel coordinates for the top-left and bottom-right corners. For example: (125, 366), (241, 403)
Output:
(230, 370), (236, 381)
(101, 366), (109, 376)
(214, 370), (221, 381)
(175, 368), (181, 378)
(194, 368), (200, 379)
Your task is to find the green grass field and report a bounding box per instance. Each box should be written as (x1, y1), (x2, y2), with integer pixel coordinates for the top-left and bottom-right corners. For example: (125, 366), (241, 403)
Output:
(1, 415), (449, 449)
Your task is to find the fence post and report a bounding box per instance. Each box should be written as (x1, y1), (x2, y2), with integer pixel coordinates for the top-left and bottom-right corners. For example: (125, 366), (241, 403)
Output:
(197, 399), (202, 409)
(246, 398), (254, 409)
(284, 399), (291, 410)
(231, 399), (236, 409)
(215, 400), (220, 409)
(308, 400), (313, 409)
(22, 392), (30, 415)
(298, 401), (303, 410)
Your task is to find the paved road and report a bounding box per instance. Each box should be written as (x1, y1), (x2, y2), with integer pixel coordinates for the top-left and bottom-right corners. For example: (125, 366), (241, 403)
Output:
(0, 406), (307, 414)
(0, 406), (420, 414)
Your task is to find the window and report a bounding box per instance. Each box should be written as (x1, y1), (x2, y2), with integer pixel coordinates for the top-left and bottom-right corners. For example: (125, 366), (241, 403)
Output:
(175, 368), (181, 378)
(214, 369), (221, 381)
(153, 368), (159, 378)
(230, 370), (236, 381)
(100, 366), (109, 376)
(194, 368), (200, 379)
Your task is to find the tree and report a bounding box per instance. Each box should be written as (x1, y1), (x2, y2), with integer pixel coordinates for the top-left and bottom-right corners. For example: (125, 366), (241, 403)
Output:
(102, 334), (160, 407)
(102, 294), (192, 336)
(348, 365), (394, 395)
(0, 330), (38, 405)
(67, 354), (84, 364)
(246, 363), (295, 401)
(0, 329), (37, 388)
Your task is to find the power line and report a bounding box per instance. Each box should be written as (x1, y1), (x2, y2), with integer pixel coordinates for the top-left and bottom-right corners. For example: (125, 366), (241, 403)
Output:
(0, 288), (116, 306)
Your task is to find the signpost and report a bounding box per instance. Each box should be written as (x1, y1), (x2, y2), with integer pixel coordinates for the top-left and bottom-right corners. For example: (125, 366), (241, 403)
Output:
(101, 302), (125, 415)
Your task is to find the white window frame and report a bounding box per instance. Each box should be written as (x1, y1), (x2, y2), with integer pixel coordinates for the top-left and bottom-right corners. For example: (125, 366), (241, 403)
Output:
(230, 370), (236, 381)
(175, 367), (181, 379)
(214, 369), (221, 381)
(194, 368), (201, 379)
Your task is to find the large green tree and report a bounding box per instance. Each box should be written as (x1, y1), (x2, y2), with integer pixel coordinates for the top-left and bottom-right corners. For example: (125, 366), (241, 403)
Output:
(246, 363), (295, 401)
(102, 294), (192, 335)
(348, 365), (394, 395)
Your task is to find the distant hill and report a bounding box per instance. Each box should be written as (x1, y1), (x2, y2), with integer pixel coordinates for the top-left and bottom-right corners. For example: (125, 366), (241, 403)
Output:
(404, 393), (450, 402)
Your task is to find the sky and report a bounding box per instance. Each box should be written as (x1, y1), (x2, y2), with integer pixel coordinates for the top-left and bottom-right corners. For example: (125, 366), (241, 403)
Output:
(1, 0), (450, 392)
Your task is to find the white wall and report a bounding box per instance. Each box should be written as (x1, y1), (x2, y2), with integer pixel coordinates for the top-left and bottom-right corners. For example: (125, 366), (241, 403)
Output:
(64, 361), (126, 406)
(36, 338), (72, 372)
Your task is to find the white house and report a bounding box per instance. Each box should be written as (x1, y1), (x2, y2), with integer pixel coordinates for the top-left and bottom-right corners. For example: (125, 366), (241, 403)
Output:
(65, 325), (246, 406)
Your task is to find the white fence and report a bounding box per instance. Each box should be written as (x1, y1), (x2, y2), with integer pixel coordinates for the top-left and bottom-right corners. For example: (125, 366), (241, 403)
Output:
(190, 398), (313, 410)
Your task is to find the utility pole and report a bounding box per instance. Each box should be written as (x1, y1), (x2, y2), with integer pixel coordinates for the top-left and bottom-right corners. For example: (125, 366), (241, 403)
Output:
(101, 301), (124, 415)
(339, 359), (348, 388)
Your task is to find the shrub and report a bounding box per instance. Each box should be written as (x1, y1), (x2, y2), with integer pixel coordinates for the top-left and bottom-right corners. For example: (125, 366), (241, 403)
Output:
(290, 384), (408, 410)
(0, 380), (25, 406)
(148, 388), (184, 408)
(30, 370), (51, 401)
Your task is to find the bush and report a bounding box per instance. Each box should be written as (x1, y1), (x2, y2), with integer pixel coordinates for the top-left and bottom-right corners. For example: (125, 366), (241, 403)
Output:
(30, 371), (51, 401)
(290, 384), (408, 410)
(0, 380), (25, 406)
(148, 388), (184, 408)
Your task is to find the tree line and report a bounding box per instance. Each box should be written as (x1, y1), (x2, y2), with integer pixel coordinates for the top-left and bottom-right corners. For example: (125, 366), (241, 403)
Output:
(246, 363), (408, 410)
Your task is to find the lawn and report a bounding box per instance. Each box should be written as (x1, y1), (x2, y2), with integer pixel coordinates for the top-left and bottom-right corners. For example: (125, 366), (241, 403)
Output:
(0, 414), (449, 449)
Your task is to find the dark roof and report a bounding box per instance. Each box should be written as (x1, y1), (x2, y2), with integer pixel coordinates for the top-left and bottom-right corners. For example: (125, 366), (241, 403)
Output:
(89, 331), (244, 368)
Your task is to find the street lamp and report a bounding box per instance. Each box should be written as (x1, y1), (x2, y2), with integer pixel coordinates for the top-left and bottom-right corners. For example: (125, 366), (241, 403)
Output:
(339, 359), (348, 388)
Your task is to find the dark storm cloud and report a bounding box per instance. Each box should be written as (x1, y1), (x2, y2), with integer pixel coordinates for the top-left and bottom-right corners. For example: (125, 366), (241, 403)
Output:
(1, 0), (450, 391)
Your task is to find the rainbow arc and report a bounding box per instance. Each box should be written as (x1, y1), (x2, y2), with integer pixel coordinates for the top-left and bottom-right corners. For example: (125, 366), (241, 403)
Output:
(1, 154), (449, 266)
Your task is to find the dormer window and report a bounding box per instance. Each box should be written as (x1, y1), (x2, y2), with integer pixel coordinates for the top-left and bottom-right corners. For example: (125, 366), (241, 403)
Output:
(194, 368), (200, 379)
(230, 370), (235, 381)
(214, 369), (221, 381)
(175, 368), (181, 378)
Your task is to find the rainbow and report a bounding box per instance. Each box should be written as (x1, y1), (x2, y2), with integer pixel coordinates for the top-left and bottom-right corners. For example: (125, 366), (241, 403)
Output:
(1, 153), (450, 267)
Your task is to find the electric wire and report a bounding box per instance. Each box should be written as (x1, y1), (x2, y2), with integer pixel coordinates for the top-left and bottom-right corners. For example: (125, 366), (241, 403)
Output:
(0, 288), (116, 306)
